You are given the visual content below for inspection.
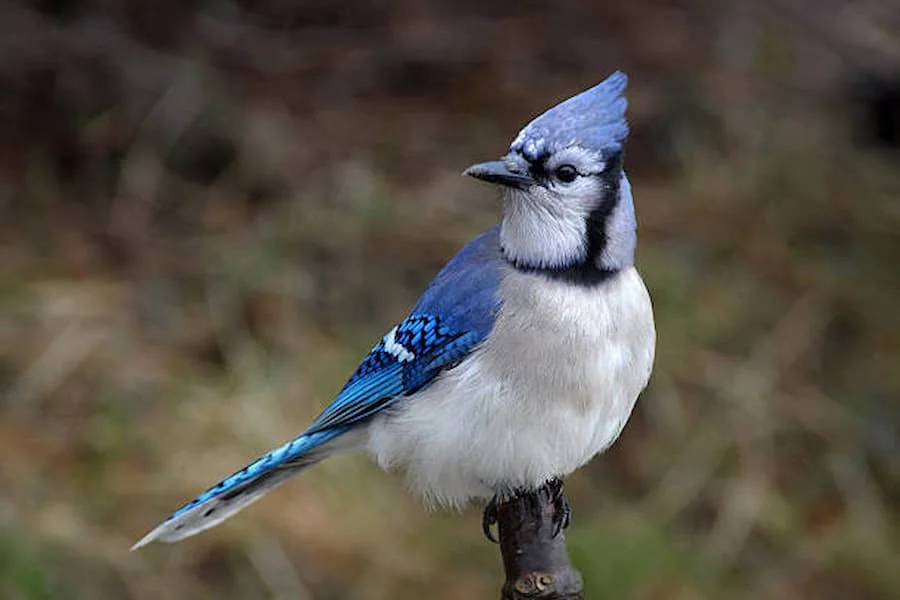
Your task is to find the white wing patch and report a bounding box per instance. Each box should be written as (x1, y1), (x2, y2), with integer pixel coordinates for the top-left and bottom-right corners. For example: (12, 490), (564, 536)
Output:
(383, 326), (415, 362)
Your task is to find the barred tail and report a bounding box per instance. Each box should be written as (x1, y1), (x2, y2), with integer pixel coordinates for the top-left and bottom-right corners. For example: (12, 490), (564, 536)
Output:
(132, 427), (350, 549)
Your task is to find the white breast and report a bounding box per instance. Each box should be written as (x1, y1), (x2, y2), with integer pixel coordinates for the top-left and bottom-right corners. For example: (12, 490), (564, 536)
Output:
(366, 266), (656, 507)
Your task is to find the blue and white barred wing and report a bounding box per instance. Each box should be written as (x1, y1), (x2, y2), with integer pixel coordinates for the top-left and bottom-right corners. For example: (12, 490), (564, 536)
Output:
(306, 316), (484, 433)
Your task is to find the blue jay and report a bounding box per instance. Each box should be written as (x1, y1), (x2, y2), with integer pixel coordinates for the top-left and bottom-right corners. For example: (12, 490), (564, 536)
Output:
(133, 71), (655, 549)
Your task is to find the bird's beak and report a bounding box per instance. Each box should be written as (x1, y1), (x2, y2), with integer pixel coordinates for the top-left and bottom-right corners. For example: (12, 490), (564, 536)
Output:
(463, 160), (534, 189)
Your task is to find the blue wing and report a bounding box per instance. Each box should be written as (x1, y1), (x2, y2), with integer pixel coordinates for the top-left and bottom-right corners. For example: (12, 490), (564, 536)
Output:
(133, 226), (503, 548)
(307, 225), (503, 432)
(307, 317), (483, 433)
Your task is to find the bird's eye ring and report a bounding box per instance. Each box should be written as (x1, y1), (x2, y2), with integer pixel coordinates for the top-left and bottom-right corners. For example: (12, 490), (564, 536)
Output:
(554, 164), (578, 183)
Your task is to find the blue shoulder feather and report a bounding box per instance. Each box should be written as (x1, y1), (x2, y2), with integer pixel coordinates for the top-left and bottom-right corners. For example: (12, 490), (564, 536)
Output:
(411, 225), (502, 337)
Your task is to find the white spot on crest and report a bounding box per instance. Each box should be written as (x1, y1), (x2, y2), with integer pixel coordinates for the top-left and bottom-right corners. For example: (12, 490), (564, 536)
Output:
(383, 326), (415, 362)
(511, 128), (527, 149)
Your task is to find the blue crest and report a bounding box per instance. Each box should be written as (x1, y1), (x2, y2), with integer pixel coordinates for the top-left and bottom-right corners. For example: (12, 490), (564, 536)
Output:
(509, 71), (629, 163)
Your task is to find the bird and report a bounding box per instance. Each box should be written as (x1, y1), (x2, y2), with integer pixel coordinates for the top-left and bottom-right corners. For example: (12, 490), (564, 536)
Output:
(132, 70), (656, 550)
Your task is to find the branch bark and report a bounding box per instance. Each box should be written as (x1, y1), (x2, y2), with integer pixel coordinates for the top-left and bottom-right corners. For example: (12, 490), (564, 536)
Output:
(495, 482), (584, 600)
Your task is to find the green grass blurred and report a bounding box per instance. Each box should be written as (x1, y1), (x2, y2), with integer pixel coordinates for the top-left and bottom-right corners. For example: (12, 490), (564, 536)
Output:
(1, 2), (899, 599)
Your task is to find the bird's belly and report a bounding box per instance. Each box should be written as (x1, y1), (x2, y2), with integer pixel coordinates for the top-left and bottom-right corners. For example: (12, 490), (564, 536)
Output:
(366, 267), (655, 506)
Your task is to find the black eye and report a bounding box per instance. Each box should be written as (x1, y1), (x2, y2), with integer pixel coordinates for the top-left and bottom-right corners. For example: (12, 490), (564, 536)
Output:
(554, 164), (578, 183)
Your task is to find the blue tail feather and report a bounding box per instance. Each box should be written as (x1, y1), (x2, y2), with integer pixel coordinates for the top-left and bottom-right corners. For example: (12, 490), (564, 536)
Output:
(132, 427), (349, 549)
(171, 428), (345, 519)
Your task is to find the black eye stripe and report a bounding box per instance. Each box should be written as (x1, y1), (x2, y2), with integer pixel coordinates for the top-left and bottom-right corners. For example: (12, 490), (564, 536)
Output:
(523, 151), (551, 179)
(521, 150), (603, 183)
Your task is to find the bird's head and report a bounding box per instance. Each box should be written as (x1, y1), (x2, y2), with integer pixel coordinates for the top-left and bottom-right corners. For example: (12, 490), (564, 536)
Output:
(465, 71), (635, 283)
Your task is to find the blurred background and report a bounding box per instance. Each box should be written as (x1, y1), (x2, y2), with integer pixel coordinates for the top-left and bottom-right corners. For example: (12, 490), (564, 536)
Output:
(1, 1), (899, 598)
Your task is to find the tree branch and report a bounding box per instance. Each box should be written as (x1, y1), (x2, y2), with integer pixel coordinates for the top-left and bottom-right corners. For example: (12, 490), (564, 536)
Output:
(495, 482), (584, 600)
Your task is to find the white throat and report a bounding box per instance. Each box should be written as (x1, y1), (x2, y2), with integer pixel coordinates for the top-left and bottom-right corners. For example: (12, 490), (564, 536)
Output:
(498, 172), (636, 274)
(499, 186), (589, 269)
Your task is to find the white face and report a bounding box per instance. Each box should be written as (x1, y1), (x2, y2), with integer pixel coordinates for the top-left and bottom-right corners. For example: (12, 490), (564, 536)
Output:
(499, 146), (616, 271)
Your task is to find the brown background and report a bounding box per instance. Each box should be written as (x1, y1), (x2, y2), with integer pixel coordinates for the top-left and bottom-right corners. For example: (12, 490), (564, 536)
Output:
(1, 1), (898, 598)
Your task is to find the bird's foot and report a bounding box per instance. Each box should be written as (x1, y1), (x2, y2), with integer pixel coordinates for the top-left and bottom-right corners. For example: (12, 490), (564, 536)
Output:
(482, 479), (571, 543)
(547, 477), (571, 538)
(482, 495), (500, 543)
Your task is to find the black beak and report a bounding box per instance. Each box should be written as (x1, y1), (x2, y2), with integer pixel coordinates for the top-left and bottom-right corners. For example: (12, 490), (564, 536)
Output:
(463, 160), (535, 189)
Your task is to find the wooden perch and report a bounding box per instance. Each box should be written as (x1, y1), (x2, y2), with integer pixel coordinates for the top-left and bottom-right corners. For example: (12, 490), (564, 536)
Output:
(495, 481), (584, 600)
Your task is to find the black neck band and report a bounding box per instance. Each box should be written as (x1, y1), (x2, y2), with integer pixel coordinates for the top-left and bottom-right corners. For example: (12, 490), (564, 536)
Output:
(504, 152), (624, 287)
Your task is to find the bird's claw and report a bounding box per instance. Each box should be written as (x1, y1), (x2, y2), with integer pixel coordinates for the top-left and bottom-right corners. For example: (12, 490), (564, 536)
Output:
(548, 478), (571, 538)
(483, 479), (570, 542)
(482, 495), (500, 543)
